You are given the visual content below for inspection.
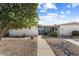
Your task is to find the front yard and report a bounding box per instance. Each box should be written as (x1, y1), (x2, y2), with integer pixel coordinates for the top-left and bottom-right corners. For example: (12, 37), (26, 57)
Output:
(0, 37), (37, 56)
(1, 35), (79, 56)
(44, 36), (79, 56)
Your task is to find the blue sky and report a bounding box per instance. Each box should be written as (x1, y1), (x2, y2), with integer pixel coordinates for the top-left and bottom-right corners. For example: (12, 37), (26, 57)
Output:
(36, 3), (79, 25)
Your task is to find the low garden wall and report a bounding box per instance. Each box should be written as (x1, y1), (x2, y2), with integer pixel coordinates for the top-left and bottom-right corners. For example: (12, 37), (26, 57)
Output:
(9, 28), (38, 37)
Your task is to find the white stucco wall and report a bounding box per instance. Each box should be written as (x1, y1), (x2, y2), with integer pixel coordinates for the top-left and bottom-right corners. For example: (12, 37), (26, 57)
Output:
(59, 24), (79, 36)
(9, 28), (38, 36)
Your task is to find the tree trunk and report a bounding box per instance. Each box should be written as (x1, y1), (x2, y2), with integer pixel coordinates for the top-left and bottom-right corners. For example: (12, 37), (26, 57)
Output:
(0, 32), (3, 41)
(0, 31), (4, 41)
(0, 29), (8, 41)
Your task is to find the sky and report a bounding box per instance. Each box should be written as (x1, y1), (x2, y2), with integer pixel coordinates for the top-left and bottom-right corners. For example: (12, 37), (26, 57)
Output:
(36, 3), (79, 25)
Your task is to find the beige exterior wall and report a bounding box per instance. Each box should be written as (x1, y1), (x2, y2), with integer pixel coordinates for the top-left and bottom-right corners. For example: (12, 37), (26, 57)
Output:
(9, 28), (38, 36)
(59, 24), (79, 36)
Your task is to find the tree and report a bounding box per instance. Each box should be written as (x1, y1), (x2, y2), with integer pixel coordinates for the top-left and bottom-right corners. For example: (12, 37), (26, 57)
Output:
(0, 3), (38, 40)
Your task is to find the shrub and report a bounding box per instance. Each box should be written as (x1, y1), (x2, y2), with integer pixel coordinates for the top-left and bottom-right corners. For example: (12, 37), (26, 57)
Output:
(72, 31), (79, 36)
(43, 32), (48, 35)
(48, 32), (58, 37)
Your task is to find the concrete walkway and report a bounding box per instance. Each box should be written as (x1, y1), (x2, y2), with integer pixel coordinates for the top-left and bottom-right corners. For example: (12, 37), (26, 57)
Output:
(65, 39), (79, 46)
(37, 36), (55, 56)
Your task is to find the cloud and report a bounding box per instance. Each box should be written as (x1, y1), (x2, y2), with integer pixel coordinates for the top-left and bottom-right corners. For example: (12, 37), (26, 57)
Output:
(57, 18), (79, 24)
(40, 9), (46, 12)
(61, 10), (70, 15)
(61, 11), (65, 14)
(38, 3), (42, 9)
(38, 3), (57, 12)
(39, 12), (66, 25)
(39, 12), (79, 25)
(44, 3), (57, 10)
(68, 18), (79, 22)
(73, 18), (79, 22)
(39, 18), (79, 25)
(59, 15), (66, 18)
(39, 12), (66, 21)
(38, 3), (79, 25)
(39, 13), (58, 21)
(67, 5), (71, 8)
(39, 13), (67, 25)
(71, 3), (79, 8)
(39, 13), (59, 25)
(67, 11), (71, 14)
(38, 3), (43, 9)
(39, 20), (57, 25)
(38, 3), (47, 13)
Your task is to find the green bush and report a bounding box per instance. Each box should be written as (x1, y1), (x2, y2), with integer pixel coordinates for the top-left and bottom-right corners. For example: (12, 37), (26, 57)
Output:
(48, 32), (58, 37)
(43, 32), (48, 35)
(72, 31), (79, 36)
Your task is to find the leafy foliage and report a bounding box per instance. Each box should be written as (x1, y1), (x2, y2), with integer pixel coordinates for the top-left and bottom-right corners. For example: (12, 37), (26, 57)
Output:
(0, 3), (38, 29)
(48, 32), (58, 37)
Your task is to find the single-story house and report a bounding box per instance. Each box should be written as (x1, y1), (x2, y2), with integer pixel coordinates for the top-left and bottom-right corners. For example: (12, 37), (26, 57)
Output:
(38, 22), (79, 36)
(8, 22), (79, 37)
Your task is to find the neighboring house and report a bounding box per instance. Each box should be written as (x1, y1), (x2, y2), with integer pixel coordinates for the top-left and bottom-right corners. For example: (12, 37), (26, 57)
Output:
(8, 22), (79, 37)
(38, 22), (79, 36)
(58, 22), (79, 36)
